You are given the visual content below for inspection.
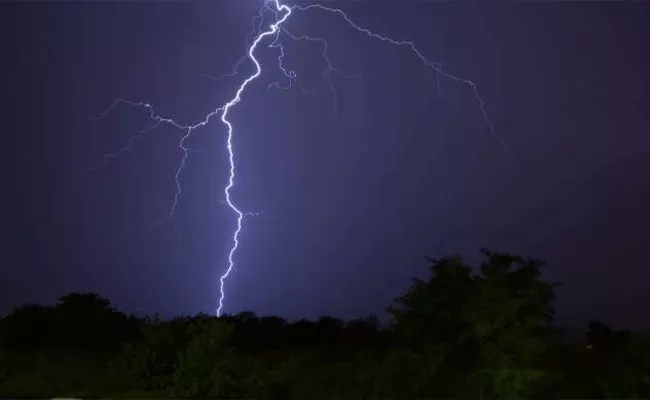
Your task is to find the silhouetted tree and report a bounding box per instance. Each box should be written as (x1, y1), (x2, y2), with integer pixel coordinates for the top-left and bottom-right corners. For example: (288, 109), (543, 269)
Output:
(0, 304), (55, 350)
(172, 318), (238, 397)
(55, 293), (136, 351)
(388, 249), (559, 399)
(603, 331), (650, 398)
(1, 249), (648, 400)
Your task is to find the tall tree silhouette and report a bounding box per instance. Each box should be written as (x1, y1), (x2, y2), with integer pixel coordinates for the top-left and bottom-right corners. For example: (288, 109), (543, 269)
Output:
(388, 249), (559, 399)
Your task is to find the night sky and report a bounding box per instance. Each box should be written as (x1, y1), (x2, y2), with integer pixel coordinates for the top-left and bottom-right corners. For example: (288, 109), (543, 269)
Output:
(3, 0), (649, 329)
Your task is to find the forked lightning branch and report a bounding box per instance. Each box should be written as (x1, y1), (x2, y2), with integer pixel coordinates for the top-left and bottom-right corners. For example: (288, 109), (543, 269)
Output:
(94, 0), (505, 317)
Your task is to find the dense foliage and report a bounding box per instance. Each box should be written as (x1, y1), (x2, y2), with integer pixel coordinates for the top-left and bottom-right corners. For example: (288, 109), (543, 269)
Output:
(0, 250), (648, 399)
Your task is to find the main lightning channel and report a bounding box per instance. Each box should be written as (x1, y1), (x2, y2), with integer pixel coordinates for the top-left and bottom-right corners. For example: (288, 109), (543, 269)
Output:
(216, 0), (293, 317)
(221, 0), (507, 315)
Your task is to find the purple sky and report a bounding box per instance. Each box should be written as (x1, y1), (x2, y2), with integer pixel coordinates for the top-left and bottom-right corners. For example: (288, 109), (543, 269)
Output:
(2, 1), (649, 329)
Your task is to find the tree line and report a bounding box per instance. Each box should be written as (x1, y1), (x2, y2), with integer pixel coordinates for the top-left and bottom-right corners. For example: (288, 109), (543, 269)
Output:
(0, 249), (648, 399)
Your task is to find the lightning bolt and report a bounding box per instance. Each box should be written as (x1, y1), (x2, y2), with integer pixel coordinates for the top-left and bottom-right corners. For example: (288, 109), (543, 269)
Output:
(93, 0), (507, 318)
(215, 1), (293, 317)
